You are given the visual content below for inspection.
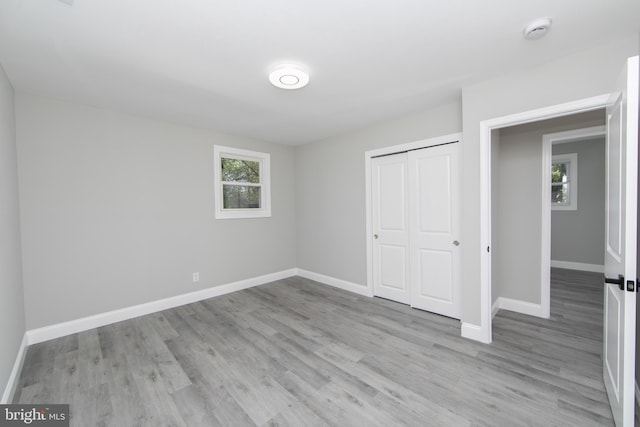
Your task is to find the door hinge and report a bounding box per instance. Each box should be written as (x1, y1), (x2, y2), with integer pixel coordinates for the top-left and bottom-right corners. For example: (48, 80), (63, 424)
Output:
(627, 280), (635, 292)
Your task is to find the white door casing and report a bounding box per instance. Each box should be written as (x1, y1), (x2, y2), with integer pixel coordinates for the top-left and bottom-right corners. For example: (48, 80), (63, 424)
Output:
(409, 144), (461, 318)
(603, 55), (638, 427)
(371, 153), (411, 304)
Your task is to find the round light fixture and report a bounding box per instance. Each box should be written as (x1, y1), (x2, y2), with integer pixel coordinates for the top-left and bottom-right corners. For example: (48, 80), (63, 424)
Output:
(269, 64), (309, 90)
(523, 17), (552, 40)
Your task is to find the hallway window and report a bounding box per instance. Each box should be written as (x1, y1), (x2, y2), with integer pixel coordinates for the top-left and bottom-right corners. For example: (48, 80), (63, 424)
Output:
(551, 153), (577, 210)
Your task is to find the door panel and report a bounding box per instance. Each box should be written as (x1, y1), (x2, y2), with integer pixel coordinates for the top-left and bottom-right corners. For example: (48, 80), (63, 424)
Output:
(409, 144), (461, 318)
(380, 245), (407, 290)
(419, 249), (454, 302)
(607, 98), (623, 261)
(379, 162), (407, 230)
(603, 55), (638, 427)
(605, 285), (622, 400)
(372, 153), (410, 304)
(417, 155), (452, 233)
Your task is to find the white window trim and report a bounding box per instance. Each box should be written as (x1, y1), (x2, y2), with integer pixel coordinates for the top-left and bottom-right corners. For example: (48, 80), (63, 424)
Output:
(213, 145), (271, 219)
(551, 152), (578, 211)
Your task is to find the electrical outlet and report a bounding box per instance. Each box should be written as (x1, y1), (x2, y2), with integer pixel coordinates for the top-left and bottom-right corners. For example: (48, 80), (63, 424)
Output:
(192, 272), (200, 283)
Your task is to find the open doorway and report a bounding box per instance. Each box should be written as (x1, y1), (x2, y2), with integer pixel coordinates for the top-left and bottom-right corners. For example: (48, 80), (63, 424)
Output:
(489, 109), (614, 424)
(477, 57), (638, 426)
(546, 126), (606, 275)
(490, 110), (605, 319)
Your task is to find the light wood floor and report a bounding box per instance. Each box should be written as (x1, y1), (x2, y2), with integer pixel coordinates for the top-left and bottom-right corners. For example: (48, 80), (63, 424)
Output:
(13, 268), (613, 426)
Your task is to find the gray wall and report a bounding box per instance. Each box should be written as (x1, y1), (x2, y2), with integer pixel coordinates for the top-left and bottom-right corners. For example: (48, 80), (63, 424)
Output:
(295, 102), (461, 286)
(551, 138), (605, 266)
(494, 113), (604, 305)
(461, 36), (638, 326)
(0, 64), (25, 400)
(16, 93), (297, 329)
(494, 126), (544, 304)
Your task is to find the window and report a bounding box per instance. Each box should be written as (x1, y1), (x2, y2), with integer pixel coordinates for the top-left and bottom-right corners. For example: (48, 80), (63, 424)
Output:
(214, 145), (271, 219)
(551, 153), (577, 210)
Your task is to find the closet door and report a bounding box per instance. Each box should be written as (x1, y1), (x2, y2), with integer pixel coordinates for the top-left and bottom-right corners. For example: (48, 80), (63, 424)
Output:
(408, 143), (461, 319)
(371, 153), (410, 304)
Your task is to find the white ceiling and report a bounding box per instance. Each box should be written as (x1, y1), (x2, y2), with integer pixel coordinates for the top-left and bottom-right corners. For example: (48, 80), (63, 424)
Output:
(0, 1), (638, 145)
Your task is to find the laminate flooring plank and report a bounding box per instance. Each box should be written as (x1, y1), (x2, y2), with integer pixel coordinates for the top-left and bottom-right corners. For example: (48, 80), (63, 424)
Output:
(14, 382), (48, 404)
(556, 397), (615, 427)
(273, 371), (372, 427)
(147, 312), (181, 341)
(169, 384), (226, 427)
(135, 317), (192, 393)
(472, 349), (606, 402)
(261, 401), (329, 427)
(475, 347), (604, 394)
(369, 386), (471, 427)
(126, 352), (188, 427)
(103, 354), (149, 427)
(180, 305), (288, 383)
(355, 353), (505, 425)
(14, 333), (78, 399)
(166, 319), (292, 426)
(247, 308), (332, 353)
(164, 337), (255, 427)
(237, 326), (331, 390)
(269, 331), (379, 399)
(71, 382), (114, 427)
(241, 287), (311, 323)
(208, 362), (292, 426)
(313, 344), (432, 410)
(161, 308), (206, 345)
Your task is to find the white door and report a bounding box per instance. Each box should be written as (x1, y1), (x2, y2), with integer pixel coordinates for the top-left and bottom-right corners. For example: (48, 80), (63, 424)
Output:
(603, 56), (638, 427)
(408, 144), (461, 318)
(372, 153), (410, 304)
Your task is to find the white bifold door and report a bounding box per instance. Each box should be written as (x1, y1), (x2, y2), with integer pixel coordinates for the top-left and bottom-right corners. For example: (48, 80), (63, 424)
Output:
(371, 142), (461, 319)
(603, 56), (638, 427)
(371, 153), (411, 304)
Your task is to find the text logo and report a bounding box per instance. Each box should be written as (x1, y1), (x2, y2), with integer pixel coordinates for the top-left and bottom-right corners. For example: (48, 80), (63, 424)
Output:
(0, 405), (69, 427)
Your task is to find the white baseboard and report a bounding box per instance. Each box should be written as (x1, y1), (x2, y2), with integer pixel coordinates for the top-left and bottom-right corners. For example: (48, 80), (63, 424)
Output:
(296, 269), (372, 297)
(1, 333), (28, 404)
(461, 322), (490, 343)
(495, 297), (545, 318)
(550, 260), (604, 273)
(26, 269), (297, 345)
(491, 299), (500, 319)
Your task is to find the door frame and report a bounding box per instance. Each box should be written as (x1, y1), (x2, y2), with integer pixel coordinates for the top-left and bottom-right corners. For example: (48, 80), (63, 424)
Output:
(541, 125), (606, 318)
(478, 95), (610, 343)
(365, 132), (462, 298)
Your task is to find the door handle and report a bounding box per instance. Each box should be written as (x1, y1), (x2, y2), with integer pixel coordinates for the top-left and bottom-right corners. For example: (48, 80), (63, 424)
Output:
(604, 274), (625, 291)
(453, 240), (460, 246)
(374, 234), (379, 239)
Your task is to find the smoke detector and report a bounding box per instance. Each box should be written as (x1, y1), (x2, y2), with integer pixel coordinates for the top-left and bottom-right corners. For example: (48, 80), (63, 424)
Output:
(523, 17), (552, 40)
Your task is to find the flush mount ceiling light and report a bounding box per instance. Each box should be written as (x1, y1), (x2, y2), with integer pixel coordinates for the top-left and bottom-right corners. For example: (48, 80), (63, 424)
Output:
(523, 17), (552, 40)
(269, 64), (309, 90)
